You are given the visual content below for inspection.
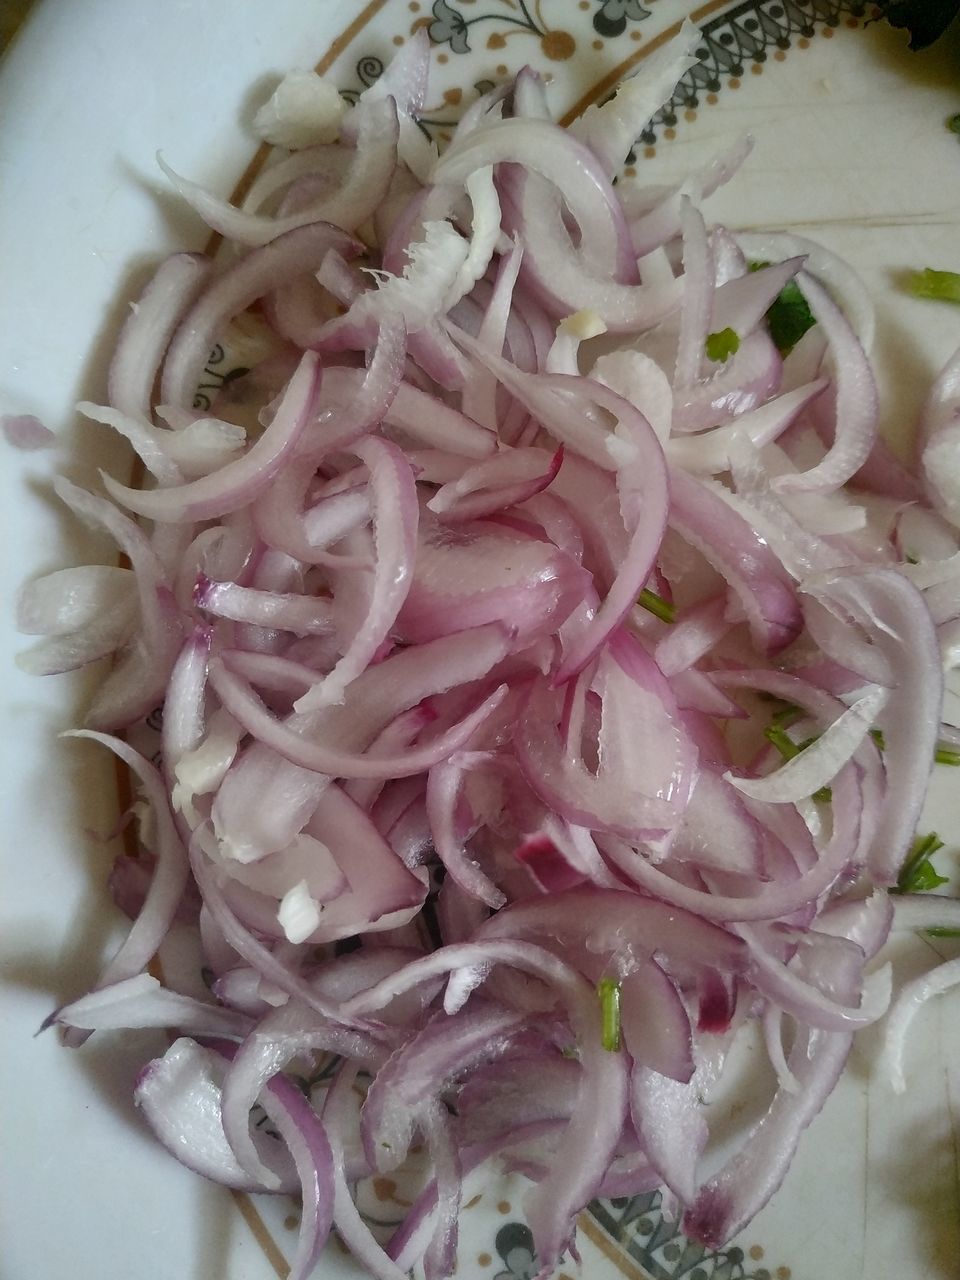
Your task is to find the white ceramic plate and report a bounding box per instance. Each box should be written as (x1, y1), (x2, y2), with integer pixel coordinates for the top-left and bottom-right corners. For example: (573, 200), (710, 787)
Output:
(2, 3), (960, 1277)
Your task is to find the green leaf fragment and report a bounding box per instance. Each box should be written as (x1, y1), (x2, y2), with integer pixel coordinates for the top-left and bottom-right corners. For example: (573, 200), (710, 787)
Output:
(906, 268), (960, 304)
(935, 744), (960, 766)
(895, 832), (948, 895)
(772, 703), (803, 729)
(748, 263), (816, 355)
(766, 280), (816, 355)
(637, 588), (676, 624)
(764, 723), (804, 760)
(924, 927), (960, 938)
(869, 728), (886, 750)
(705, 327), (740, 363)
(597, 977), (622, 1053)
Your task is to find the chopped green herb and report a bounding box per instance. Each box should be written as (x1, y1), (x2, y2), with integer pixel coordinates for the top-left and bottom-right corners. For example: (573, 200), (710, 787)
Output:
(766, 280), (816, 355)
(597, 977), (622, 1052)
(705, 327), (741, 363)
(905, 553), (919, 565)
(764, 724), (803, 760)
(869, 728), (886, 751)
(906, 268), (960, 304)
(950, 113), (960, 136)
(924, 927), (960, 939)
(935, 744), (960, 766)
(636, 588), (676, 624)
(748, 263), (817, 355)
(894, 832), (948, 895)
(771, 703), (803, 729)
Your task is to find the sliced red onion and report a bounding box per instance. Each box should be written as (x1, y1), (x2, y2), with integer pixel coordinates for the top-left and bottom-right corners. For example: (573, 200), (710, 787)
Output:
(684, 1026), (852, 1248)
(426, 755), (506, 909)
(209, 655), (508, 780)
(256, 1068), (337, 1280)
(710, 256), (805, 338)
(478, 888), (747, 977)
(436, 119), (638, 284)
(668, 466), (802, 654)
(295, 437), (418, 709)
(599, 762), (860, 924)
(772, 272), (878, 494)
(104, 351), (321, 522)
(498, 168), (681, 329)
(891, 895), (960, 932)
(160, 98), (398, 244)
(324, 1064), (412, 1280)
(220, 1000), (380, 1188)
(195, 574), (335, 635)
(734, 229), (876, 351)
(160, 223), (358, 408)
(674, 198), (715, 389)
(109, 253), (210, 419)
(571, 20), (699, 177)
(49, 973), (248, 1038)
(726, 685), (887, 804)
(61, 731), (190, 991)
(135, 1036), (298, 1193)
(631, 1065), (707, 1204)
(361, 1003), (528, 1172)
(812, 569), (942, 883)
(671, 331), (784, 434)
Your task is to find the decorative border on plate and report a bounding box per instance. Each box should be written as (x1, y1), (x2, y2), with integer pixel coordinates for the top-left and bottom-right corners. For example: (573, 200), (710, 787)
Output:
(342, 0), (870, 157)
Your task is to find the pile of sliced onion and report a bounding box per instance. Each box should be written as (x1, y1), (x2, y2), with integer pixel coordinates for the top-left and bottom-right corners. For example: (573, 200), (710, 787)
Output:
(19, 25), (960, 1280)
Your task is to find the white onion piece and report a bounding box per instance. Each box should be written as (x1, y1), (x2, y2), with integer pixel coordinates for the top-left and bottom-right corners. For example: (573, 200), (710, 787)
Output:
(571, 19), (700, 177)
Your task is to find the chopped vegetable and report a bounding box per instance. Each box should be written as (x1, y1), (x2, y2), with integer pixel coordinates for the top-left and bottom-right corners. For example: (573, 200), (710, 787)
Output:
(895, 833), (949, 895)
(637, 587), (677, 623)
(596, 977), (622, 1052)
(748, 261), (816, 354)
(704, 326), (740, 362)
(906, 268), (960, 304)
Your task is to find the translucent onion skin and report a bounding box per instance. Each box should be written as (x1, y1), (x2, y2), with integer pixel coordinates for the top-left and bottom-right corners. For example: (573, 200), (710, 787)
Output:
(24, 31), (960, 1280)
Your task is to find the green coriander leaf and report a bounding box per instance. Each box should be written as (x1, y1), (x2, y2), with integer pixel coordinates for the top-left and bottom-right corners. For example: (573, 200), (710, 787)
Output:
(949, 113), (960, 136)
(772, 703), (803, 729)
(908, 862), (951, 892)
(924, 926), (960, 938)
(869, 727), (886, 750)
(636, 588), (676, 624)
(895, 832), (948, 895)
(705, 327), (740, 363)
(765, 280), (816, 355)
(935, 744), (960, 766)
(748, 261), (817, 354)
(597, 977), (622, 1053)
(907, 268), (960, 304)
